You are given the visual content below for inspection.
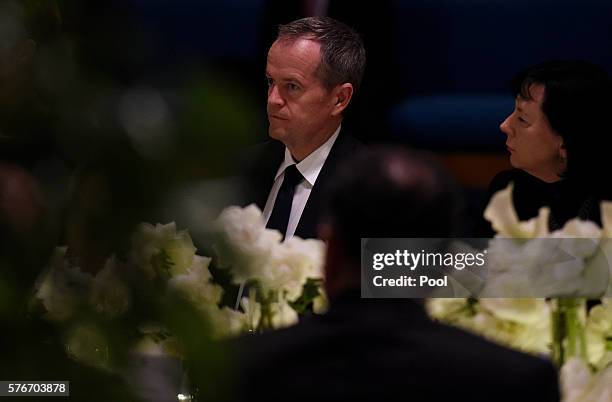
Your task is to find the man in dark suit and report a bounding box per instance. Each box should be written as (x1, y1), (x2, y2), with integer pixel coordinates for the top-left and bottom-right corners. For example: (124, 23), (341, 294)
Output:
(232, 148), (560, 402)
(244, 16), (364, 240)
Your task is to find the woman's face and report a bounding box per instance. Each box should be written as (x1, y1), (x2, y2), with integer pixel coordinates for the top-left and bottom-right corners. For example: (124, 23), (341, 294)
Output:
(500, 83), (567, 182)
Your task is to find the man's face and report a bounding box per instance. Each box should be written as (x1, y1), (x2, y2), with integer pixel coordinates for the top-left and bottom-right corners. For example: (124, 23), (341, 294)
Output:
(500, 83), (565, 181)
(266, 38), (338, 148)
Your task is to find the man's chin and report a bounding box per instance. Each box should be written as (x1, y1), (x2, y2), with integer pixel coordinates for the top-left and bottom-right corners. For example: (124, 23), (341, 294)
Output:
(268, 127), (287, 141)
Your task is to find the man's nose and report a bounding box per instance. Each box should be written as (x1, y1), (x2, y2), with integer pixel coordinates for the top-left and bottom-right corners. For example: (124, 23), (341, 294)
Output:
(267, 85), (284, 107)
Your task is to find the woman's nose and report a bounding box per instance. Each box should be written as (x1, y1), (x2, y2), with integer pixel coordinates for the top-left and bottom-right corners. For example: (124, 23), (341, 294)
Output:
(500, 115), (512, 136)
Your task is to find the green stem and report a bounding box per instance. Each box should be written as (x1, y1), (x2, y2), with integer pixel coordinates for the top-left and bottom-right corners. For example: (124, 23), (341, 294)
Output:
(551, 298), (587, 367)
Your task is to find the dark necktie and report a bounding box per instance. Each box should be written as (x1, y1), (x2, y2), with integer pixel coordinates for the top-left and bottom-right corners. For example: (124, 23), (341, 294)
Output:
(266, 164), (303, 238)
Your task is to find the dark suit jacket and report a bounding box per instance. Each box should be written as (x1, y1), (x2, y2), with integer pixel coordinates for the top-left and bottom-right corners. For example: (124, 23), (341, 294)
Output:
(240, 132), (363, 239)
(230, 293), (560, 402)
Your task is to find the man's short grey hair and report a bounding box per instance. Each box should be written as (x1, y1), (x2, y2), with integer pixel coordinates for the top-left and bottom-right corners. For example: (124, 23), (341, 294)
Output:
(277, 16), (366, 94)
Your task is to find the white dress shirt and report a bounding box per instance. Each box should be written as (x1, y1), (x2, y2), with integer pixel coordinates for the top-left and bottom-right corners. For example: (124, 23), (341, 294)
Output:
(263, 126), (341, 239)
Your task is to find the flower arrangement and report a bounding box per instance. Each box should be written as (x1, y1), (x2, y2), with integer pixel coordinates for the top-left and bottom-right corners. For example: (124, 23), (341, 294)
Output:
(33, 204), (326, 371)
(428, 184), (612, 401)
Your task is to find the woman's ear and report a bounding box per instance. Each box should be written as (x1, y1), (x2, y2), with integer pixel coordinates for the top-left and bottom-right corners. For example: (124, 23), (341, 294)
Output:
(559, 142), (568, 170)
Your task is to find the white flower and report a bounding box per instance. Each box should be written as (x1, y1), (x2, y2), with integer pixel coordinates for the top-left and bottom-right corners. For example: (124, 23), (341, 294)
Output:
(594, 203), (612, 295)
(213, 204), (282, 284)
(429, 298), (551, 355)
(269, 297), (299, 329)
(89, 256), (131, 317)
(129, 222), (197, 279)
(213, 205), (325, 302)
(426, 298), (471, 321)
(561, 358), (592, 402)
(551, 220), (609, 298)
(262, 237), (325, 301)
(561, 357), (612, 402)
(35, 247), (92, 321)
(168, 255), (223, 308)
(65, 324), (111, 371)
(585, 299), (612, 369)
(602, 202), (612, 238)
(479, 298), (548, 325)
(552, 219), (601, 261)
(313, 289), (329, 315)
(481, 238), (560, 297)
(240, 290), (262, 331)
(473, 299), (551, 354)
(482, 231), (609, 298)
(554, 218), (602, 240)
(208, 306), (247, 338)
(600, 239), (612, 297)
(484, 183), (550, 238)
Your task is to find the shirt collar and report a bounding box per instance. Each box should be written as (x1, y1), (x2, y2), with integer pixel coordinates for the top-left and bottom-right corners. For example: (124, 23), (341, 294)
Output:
(274, 125), (341, 186)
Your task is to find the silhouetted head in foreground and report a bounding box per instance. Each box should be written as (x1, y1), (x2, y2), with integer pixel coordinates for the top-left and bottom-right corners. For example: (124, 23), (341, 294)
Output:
(319, 147), (461, 299)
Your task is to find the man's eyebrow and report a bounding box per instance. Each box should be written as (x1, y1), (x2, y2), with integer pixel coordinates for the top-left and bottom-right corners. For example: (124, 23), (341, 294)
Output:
(285, 76), (304, 84)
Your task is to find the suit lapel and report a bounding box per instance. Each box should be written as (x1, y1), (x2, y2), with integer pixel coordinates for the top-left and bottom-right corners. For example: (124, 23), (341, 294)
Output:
(250, 141), (286, 210)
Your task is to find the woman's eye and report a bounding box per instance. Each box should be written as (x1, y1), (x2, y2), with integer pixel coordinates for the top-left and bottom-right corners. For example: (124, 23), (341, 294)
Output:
(518, 116), (528, 124)
(266, 77), (273, 87)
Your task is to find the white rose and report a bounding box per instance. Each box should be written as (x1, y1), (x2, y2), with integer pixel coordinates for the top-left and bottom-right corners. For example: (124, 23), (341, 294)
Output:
(262, 237), (325, 301)
(213, 205), (282, 284)
(36, 247), (92, 321)
(129, 222), (197, 279)
(168, 255), (223, 307)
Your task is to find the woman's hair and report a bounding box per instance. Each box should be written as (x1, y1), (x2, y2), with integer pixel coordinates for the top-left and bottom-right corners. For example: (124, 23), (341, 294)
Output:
(511, 60), (612, 196)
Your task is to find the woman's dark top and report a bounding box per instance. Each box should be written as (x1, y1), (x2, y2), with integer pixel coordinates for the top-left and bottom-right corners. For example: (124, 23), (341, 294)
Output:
(475, 169), (604, 237)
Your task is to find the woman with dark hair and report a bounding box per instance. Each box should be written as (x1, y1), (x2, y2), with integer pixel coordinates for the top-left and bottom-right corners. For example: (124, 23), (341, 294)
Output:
(477, 60), (612, 236)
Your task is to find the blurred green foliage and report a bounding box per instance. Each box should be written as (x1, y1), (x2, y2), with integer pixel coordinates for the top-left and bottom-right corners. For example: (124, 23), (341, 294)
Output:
(1, 0), (261, 399)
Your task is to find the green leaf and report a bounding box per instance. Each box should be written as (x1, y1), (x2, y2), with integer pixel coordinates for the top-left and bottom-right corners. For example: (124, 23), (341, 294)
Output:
(289, 278), (323, 314)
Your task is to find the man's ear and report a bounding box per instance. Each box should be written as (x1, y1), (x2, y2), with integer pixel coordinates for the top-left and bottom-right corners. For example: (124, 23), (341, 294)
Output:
(331, 83), (354, 117)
